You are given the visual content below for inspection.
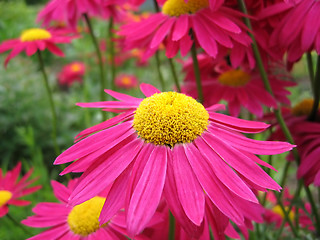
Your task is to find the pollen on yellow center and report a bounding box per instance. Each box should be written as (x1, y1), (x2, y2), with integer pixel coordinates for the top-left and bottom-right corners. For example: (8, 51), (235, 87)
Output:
(218, 69), (251, 87)
(0, 190), (12, 208)
(291, 98), (317, 116)
(67, 197), (106, 237)
(272, 205), (295, 221)
(70, 64), (81, 72)
(133, 92), (209, 146)
(20, 28), (52, 42)
(162, 0), (209, 17)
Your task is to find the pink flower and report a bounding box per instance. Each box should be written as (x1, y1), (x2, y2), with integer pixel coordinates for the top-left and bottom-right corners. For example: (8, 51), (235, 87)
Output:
(115, 74), (138, 89)
(37, 0), (126, 29)
(0, 28), (75, 67)
(22, 179), (167, 240)
(182, 56), (295, 117)
(58, 62), (85, 87)
(54, 83), (294, 237)
(0, 162), (41, 217)
(119, 0), (251, 61)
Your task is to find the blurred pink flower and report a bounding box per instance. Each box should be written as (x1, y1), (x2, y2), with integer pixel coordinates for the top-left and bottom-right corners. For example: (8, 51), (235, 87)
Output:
(54, 83), (293, 237)
(23, 179), (167, 240)
(0, 28), (75, 67)
(58, 62), (85, 87)
(119, 0), (251, 60)
(115, 74), (138, 89)
(0, 162), (41, 217)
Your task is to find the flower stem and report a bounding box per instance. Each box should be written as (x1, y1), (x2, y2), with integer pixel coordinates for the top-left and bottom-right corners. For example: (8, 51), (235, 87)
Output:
(191, 43), (204, 103)
(36, 51), (59, 155)
(7, 213), (33, 236)
(108, 17), (116, 90)
(169, 211), (175, 240)
(306, 52), (314, 91)
(83, 13), (107, 120)
(168, 58), (181, 92)
(308, 55), (320, 121)
(154, 51), (166, 91)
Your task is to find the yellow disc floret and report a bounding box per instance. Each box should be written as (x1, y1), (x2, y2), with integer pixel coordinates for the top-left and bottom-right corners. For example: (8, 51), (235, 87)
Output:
(70, 63), (81, 72)
(272, 205), (294, 221)
(133, 92), (209, 146)
(218, 69), (251, 87)
(67, 197), (106, 237)
(0, 190), (12, 208)
(20, 28), (52, 42)
(291, 98), (317, 116)
(162, 0), (209, 17)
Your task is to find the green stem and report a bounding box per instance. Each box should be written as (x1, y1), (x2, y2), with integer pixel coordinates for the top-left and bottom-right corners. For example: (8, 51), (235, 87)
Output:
(83, 14), (107, 120)
(7, 213), (33, 236)
(305, 185), (320, 233)
(306, 52), (314, 91)
(190, 43), (203, 103)
(279, 160), (291, 187)
(36, 51), (59, 155)
(154, 51), (165, 91)
(169, 211), (175, 240)
(168, 58), (181, 92)
(108, 17), (116, 90)
(308, 55), (320, 121)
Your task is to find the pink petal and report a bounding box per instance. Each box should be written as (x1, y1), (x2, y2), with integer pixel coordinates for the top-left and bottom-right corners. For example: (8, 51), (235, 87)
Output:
(172, 15), (189, 41)
(150, 18), (175, 49)
(51, 180), (70, 203)
(104, 89), (143, 104)
(140, 83), (161, 97)
(46, 42), (64, 57)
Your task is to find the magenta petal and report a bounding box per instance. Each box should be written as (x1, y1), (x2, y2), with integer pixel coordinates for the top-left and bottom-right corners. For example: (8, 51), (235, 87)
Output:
(172, 145), (205, 226)
(76, 101), (138, 109)
(46, 42), (64, 57)
(104, 89), (143, 104)
(150, 18), (175, 49)
(140, 83), (161, 97)
(24, 224), (69, 240)
(127, 145), (167, 236)
(206, 104), (226, 112)
(69, 138), (143, 206)
(51, 180), (70, 203)
(172, 15), (189, 41)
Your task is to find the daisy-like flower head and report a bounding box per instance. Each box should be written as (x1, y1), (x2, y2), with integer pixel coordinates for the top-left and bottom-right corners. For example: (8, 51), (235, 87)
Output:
(182, 57), (295, 117)
(119, 0), (251, 60)
(0, 162), (41, 217)
(23, 179), (167, 240)
(115, 74), (138, 89)
(58, 62), (85, 87)
(0, 28), (75, 67)
(55, 83), (294, 237)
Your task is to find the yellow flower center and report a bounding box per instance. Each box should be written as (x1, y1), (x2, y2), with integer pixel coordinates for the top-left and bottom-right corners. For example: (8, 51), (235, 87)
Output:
(218, 69), (251, 87)
(133, 92), (209, 146)
(70, 63), (81, 73)
(20, 28), (52, 42)
(67, 197), (106, 237)
(291, 99), (317, 116)
(0, 190), (12, 208)
(272, 205), (294, 221)
(121, 76), (132, 86)
(162, 0), (209, 17)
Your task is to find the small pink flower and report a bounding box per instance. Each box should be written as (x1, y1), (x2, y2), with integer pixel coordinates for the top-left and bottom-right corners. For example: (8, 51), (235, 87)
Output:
(54, 83), (293, 237)
(22, 179), (167, 240)
(0, 28), (75, 67)
(58, 62), (85, 87)
(115, 74), (138, 89)
(0, 162), (41, 218)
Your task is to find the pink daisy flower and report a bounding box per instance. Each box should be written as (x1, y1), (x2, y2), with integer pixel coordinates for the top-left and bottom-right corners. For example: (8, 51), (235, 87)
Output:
(0, 162), (41, 217)
(263, 0), (320, 62)
(269, 99), (320, 186)
(182, 57), (295, 117)
(0, 28), (75, 67)
(54, 83), (294, 237)
(22, 179), (167, 240)
(58, 62), (85, 87)
(119, 0), (251, 60)
(115, 73), (138, 89)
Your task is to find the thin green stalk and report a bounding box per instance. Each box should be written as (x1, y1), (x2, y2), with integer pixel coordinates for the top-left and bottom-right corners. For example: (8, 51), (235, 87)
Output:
(7, 213), (33, 236)
(305, 185), (320, 232)
(36, 51), (59, 155)
(306, 52), (314, 91)
(169, 211), (175, 240)
(308, 55), (320, 121)
(190, 43), (203, 103)
(168, 58), (181, 92)
(108, 17), (116, 90)
(154, 51), (165, 91)
(83, 14), (107, 119)
(279, 161), (291, 187)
